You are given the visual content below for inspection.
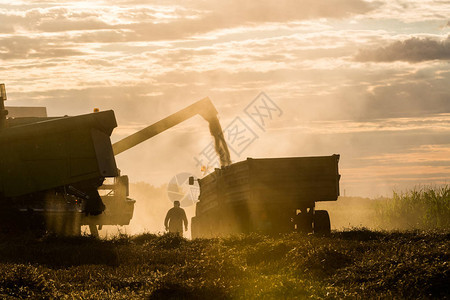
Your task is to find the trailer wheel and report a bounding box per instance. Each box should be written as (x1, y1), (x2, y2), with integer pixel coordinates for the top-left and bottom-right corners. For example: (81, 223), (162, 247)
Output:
(314, 210), (331, 236)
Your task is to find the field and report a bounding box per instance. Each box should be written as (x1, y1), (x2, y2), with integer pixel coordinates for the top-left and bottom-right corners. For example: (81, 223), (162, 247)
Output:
(0, 229), (448, 299)
(1, 185), (449, 299)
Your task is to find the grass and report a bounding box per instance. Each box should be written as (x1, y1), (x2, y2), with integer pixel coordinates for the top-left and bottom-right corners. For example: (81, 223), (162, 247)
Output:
(374, 185), (450, 230)
(318, 185), (450, 231)
(0, 229), (448, 299)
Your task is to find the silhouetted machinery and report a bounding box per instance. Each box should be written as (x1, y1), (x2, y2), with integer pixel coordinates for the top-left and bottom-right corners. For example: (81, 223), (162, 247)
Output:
(1, 82), (340, 237)
(0, 83), (229, 235)
(191, 155), (341, 238)
(0, 84), (128, 235)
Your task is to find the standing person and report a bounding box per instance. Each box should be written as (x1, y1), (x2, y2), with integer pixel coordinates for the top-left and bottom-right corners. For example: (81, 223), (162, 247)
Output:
(164, 201), (188, 236)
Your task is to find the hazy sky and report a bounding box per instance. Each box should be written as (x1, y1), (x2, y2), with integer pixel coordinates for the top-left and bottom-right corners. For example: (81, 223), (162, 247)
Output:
(2, 0), (450, 197)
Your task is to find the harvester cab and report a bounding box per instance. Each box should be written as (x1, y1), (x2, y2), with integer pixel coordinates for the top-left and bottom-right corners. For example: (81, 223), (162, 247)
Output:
(87, 173), (135, 236)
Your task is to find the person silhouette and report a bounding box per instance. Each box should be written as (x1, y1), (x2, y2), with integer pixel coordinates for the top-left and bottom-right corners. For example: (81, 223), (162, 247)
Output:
(164, 200), (188, 236)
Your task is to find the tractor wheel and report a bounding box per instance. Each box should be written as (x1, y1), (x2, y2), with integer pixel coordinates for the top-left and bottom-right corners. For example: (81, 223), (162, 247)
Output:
(314, 210), (331, 236)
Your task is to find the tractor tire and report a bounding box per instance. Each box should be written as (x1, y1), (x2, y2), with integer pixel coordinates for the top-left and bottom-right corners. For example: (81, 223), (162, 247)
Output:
(314, 210), (331, 236)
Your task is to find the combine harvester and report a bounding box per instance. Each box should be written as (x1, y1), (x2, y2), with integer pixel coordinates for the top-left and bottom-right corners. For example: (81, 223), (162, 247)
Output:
(0, 84), (228, 235)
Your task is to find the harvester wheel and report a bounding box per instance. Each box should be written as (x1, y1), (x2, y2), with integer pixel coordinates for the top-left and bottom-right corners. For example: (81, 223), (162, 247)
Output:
(314, 210), (331, 236)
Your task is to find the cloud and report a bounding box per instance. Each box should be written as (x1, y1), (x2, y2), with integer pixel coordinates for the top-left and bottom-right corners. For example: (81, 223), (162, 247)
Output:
(1, 0), (377, 41)
(195, 0), (376, 23)
(1, 0), (449, 198)
(0, 13), (23, 33)
(0, 36), (84, 59)
(364, 1), (450, 23)
(361, 82), (450, 118)
(138, 0), (376, 40)
(36, 18), (112, 32)
(355, 35), (450, 62)
(0, 8), (113, 34)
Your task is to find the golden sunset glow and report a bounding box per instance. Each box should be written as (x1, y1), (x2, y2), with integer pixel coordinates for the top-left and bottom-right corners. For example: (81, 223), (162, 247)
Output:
(2, 0), (450, 197)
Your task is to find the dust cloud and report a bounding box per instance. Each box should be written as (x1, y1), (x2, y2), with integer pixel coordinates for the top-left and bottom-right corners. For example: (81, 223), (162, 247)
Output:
(100, 191), (447, 237)
(317, 197), (381, 230)
(126, 182), (169, 234)
(96, 182), (196, 238)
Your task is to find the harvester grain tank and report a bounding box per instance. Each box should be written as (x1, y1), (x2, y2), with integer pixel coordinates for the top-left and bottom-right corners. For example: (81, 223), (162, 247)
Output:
(191, 155), (341, 238)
